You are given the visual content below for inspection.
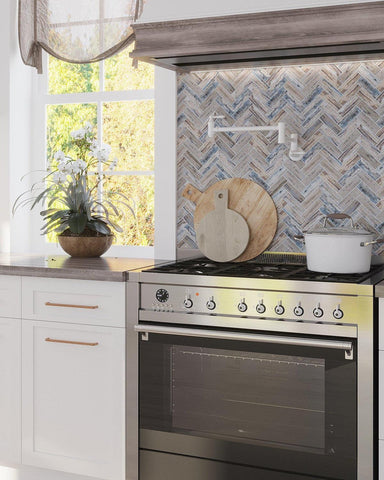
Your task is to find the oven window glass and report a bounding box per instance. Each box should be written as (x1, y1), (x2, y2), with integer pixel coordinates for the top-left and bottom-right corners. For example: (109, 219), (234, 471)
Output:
(170, 346), (325, 452)
(139, 332), (356, 479)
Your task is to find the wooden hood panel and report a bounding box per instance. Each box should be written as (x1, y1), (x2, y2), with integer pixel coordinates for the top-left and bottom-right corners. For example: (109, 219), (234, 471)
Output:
(131, 1), (384, 71)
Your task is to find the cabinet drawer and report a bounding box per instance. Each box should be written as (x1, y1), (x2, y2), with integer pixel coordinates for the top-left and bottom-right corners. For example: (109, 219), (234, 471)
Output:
(22, 277), (125, 327)
(0, 275), (21, 318)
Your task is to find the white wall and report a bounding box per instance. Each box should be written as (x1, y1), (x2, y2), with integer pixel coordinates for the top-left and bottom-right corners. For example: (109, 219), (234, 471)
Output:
(0, 0), (12, 252)
(139, 0), (381, 22)
(0, 0), (33, 254)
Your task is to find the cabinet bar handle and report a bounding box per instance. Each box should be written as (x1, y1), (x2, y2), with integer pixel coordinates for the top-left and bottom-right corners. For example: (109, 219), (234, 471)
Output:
(45, 302), (99, 310)
(45, 338), (99, 347)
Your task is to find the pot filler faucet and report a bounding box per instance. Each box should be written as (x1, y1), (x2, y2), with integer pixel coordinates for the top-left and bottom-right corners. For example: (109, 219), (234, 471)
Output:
(207, 115), (305, 161)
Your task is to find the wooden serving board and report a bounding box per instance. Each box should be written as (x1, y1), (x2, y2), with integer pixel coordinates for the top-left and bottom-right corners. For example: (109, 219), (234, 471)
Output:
(196, 190), (250, 262)
(182, 178), (277, 262)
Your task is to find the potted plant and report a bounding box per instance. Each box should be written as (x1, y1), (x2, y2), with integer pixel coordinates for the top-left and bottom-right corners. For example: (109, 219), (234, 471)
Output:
(13, 123), (134, 257)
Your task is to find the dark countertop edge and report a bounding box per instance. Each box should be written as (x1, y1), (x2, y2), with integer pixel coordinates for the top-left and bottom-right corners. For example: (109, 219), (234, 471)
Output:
(0, 265), (128, 282)
(375, 283), (384, 298)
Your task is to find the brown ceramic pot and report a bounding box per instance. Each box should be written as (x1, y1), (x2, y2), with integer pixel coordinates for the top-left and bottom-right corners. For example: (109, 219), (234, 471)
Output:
(58, 234), (113, 258)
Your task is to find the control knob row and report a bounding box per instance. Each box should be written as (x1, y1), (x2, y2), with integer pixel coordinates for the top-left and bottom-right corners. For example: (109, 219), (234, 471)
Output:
(156, 289), (344, 319)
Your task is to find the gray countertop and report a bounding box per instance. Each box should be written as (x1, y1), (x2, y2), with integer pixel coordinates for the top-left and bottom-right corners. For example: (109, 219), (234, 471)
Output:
(0, 254), (168, 282)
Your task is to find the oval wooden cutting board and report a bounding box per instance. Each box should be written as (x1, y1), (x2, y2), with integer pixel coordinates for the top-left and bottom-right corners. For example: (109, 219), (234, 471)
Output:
(182, 178), (277, 262)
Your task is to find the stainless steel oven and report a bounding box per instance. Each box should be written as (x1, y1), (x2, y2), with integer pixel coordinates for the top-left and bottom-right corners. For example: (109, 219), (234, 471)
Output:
(137, 324), (356, 480)
(127, 256), (380, 480)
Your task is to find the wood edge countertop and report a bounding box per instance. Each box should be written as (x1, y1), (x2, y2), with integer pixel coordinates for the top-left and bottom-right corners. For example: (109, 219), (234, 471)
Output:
(0, 254), (168, 282)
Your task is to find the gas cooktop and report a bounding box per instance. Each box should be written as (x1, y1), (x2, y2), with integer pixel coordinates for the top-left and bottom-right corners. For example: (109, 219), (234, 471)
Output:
(144, 253), (384, 284)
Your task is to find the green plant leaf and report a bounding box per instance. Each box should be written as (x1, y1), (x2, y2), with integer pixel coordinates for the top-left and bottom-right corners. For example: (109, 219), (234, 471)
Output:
(68, 213), (88, 234)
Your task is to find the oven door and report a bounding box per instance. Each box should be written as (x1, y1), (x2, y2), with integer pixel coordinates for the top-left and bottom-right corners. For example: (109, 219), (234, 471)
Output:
(136, 324), (356, 480)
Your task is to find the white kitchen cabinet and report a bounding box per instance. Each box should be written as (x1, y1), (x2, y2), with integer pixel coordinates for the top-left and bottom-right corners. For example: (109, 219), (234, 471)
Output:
(0, 316), (21, 464)
(0, 274), (21, 318)
(22, 276), (125, 327)
(22, 319), (125, 480)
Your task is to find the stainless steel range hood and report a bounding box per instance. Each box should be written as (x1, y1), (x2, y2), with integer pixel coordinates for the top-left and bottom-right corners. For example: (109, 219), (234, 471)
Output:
(131, 1), (384, 72)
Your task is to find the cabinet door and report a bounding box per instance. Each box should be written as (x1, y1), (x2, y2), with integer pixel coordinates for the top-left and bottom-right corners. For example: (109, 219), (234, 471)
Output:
(22, 321), (125, 480)
(0, 317), (21, 464)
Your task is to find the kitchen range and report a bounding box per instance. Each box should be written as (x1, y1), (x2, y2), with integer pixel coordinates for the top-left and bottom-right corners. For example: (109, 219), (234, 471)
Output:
(128, 253), (384, 480)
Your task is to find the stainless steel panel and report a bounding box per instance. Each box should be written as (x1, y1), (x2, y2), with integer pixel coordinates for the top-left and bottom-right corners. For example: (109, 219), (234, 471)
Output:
(140, 450), (329, 480)
(135, 324), (353, 352)
(136, 271), (375, 296)
(141, 283), (371, 324)
(126, 281), (139, 480)
(139, 310), (357, 338)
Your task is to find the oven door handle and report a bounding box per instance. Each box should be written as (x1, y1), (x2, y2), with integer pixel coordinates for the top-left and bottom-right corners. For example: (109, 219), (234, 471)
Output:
(134, 325), (354, 359)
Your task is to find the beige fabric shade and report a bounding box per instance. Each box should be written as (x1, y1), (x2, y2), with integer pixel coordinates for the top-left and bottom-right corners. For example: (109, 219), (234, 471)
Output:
(19, 0), (143, 73)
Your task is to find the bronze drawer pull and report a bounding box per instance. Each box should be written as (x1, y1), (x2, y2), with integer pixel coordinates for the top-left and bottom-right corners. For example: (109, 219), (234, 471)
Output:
(45, 338), (99, 347)
(45, 302), (99, 310)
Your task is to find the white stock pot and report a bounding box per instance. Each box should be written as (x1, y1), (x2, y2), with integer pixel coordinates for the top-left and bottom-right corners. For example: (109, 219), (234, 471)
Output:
(295, 213), (384, 274)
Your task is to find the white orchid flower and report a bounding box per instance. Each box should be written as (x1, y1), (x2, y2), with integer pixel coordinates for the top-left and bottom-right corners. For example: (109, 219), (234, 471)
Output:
(98, 144), (112, 162)
(57, 161), (72, 173)
(71, 159), (87, 174)
(52, 171), (67, 184)
(54, 150), (65, 162)
(90, 142), (112, 162)
(84, 122), (93, 133)
(76, 159), (87, 169)
(70, 128), (86, 140)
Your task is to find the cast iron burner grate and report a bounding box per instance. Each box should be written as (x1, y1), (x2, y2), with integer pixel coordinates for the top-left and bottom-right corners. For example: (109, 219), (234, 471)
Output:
(145, 252), (384, 283)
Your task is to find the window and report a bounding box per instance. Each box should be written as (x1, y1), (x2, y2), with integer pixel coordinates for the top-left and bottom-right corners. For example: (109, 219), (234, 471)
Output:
(33, 44), (162, 257)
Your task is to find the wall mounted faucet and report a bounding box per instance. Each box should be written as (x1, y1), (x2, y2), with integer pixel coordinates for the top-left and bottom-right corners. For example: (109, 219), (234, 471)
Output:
(207, 115), (305, 161)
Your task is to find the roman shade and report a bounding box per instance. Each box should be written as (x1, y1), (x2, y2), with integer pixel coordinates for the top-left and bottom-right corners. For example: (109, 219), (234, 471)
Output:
(18, 0), (143, 73)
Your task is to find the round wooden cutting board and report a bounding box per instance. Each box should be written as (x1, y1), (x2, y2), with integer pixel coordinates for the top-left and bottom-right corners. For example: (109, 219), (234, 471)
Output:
(182, 178), (277, 262)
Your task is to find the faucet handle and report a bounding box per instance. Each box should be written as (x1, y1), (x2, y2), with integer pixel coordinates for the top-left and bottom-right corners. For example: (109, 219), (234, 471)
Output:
(208, 115), (225, 137)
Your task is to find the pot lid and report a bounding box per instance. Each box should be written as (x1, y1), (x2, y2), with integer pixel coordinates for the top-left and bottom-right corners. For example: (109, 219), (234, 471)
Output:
(306, 226), (373, 236)
(305, 213), (373, 236)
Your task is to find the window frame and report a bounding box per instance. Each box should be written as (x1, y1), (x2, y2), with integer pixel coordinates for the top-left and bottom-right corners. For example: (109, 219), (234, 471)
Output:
(29, 52), (176, 259)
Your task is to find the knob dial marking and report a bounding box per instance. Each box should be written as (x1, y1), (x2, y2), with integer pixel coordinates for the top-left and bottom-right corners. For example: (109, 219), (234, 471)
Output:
(256, 301), (266, 314)
(275, 301), (285, 315)
(207, 298), (216, 311)
(313, 303), (324, 318)
(155, 288), (169, 303)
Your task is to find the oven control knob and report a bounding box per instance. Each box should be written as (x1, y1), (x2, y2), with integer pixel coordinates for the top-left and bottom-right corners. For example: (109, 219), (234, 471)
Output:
(206, 297), (216, 311)
(333, 305), (344, 320)
(275, 301), (285, 315)
(183, 297), (193, 309)
(313, 304), (324, 318)
(294, 304), (304, 317)
(155, 288), (169, 303)
(256, 301), (266, 314)
(238, 299), (248, 313)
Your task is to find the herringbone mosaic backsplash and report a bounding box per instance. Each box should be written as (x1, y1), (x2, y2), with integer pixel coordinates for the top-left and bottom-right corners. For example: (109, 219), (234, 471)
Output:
(177, 61), (384, 254)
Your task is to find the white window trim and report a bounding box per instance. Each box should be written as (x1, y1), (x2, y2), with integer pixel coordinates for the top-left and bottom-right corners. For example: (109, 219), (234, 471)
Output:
(26, 56), (177, 260)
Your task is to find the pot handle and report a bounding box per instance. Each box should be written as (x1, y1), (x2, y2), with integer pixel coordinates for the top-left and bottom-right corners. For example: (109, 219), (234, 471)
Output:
(294, 234), (305, 244)
(323, 213), (356, 228)
(360, 238), (384, 247)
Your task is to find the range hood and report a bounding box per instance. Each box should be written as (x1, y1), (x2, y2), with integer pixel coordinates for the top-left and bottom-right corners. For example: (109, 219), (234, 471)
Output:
(131, 1), (384, 71)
